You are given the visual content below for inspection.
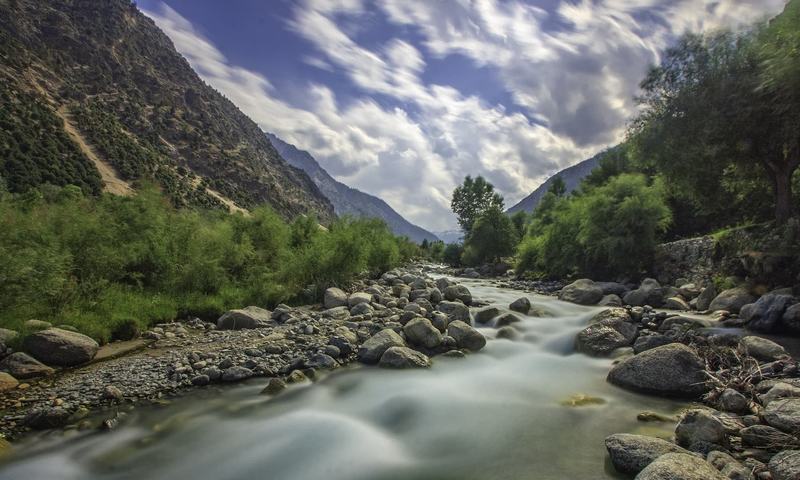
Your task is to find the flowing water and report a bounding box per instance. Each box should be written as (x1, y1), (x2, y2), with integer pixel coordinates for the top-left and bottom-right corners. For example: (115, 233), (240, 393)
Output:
(0, 278), (687, 480)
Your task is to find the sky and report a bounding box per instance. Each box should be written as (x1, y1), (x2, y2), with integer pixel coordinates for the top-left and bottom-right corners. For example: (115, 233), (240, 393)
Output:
(139, 0), (786, 232)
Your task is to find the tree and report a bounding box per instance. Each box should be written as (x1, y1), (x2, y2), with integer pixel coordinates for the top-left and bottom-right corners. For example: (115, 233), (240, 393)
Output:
(548, 176), (566, 197)
(462, 204), (518, 265)
(442, 243), (463, 267)
(451, 175), (504, 235)
(510, 210), (528, 239)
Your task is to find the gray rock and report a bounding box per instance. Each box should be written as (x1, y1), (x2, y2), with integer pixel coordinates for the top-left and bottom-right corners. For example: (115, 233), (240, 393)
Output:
(324, 287), (348, 309)
(675, 409), (727, 449)
(742, 294), (797, 332)
(738, 336), (787, 362)
(769, 449), (800, 480)
(709, 287), (756, 314)
(495, 313), (522, 328)
(0, 352), (54, 379)
(706, 451), (753, 480)
(633, 334), (673, 354)
(358, 329), (406, 364)
(783, 303), (800, 334)
(696, 284), (718, 311)
(0, 372), (19, 391)
(403, 317), (443, 349)
(607, 344), (709, 398)
(575, 315), (637, 357)
(23, 328), (99, 366)
(217, 306), (271, 330)
(430, 312), (449, 332)
(764, 398), (800, 434)
(191, 374), (210, 386)
(664, 297), (691, 311)
(322, 306), (351, 320)
(658, 316), (713, 332)
(261, 378), (287, 395)
(718, 388), (749, 414)
(599, 294), (623, 307)
(435, 277), (455, 292)
(443, 284), (472, 304)
(409, 289), (431, 302)
(474, 306), (501, 324)
(447, 320), (486, 352)
(305, 354), (339, 370)
(24, 407), (72, 430)
(596, 281), (629, 296)
(558, 279), (603, 305)
(509, 297), (531, 314)
(348, 292), (373, 307)
(623, 278), (665, 307)
(760, 382), (800, 406)
(496, 326), (520, 340)
(379, 346), (431, 369)
(437, 301), (471, 323)
(635, 452), (727, 480)
(740, 424), (799, 450)
(605, 433), (690, 475)
(221, 366), (253, 382)
(350, 302), (374, 316)
(429, 288), (443, 304)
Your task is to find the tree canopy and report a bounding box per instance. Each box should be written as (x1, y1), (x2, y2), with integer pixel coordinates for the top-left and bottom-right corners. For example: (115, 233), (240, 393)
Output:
(451, 175), (504, 234)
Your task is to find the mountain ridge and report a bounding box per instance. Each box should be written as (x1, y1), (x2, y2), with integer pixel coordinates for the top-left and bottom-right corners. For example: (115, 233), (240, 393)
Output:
(267, 133), (439, 243)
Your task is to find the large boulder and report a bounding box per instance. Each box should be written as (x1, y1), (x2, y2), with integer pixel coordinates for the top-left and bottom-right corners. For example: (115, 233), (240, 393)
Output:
(708, 287), (755, 313)
(0, 352), (54, 378)
(607, 344), (709, 398)
(674, 409), (727, 449)
(769, 450), (800, 480)
(605, 433), (690, 475)
(447, 321), (486, 352)
(0, 372), (19, 392)
(575, 313), (637, 357)
(23, 328), (99, 366)
(403, 318), (443, 349)
(623, 278), (665, 307)
(474, 306), (501, 324)
(443, 284), (472, 304)
(763, 398), (800, 434)
(348, 292), (373, 307)
(357, 330), (405, 364)
(742, 294), (797, 333)
(783, 303), (800, 334)
(695, 284), (717, 311)
(635, 452), (727, 480)
(437, 301), (471, 323)
(738, 336), (788, 362)
(509, 297), (531, 314)
(323, 287), (348, 309)
(596, 281), (629, 296)
(217, 306), (271, 330)
(379, 346), (431, 369)
(558, 279), (603, 305)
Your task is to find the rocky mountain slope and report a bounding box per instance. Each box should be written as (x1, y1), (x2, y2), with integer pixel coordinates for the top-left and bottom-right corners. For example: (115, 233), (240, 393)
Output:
(506, 152), (602, 214)
(0, 0), (333, 222)
(268, 133), (438, 243)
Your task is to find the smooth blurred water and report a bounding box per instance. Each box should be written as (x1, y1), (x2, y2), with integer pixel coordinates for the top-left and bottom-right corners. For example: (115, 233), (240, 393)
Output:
(0, 278), (686, 480)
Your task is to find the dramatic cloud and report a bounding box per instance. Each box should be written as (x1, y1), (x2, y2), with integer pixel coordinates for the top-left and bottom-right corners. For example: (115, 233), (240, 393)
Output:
(144, 0), (784, 231)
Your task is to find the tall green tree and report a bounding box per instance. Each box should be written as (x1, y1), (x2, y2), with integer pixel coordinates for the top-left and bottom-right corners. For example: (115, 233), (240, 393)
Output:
(451, 175), (504, 234)
(548, 176), (566, 197)
(462, 204), (518, 265)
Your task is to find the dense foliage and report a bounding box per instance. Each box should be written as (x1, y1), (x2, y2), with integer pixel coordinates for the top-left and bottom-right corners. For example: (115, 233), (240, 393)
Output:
(450, 175), (504, 234)
(0, 184), (416, 343)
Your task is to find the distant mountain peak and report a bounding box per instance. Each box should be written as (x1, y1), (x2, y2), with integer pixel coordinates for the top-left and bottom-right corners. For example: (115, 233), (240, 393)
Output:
(267, 133), (439, 243)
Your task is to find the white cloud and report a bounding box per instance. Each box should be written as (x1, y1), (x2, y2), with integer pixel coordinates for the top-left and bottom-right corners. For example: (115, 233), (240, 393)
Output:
(144, 0), (785, 231)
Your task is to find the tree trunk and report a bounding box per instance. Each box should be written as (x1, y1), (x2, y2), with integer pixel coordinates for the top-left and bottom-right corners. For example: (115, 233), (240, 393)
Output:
(774, 167), (793, 224)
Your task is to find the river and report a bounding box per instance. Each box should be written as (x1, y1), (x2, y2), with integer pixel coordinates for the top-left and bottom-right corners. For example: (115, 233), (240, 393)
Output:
(0, 277), (687, 480)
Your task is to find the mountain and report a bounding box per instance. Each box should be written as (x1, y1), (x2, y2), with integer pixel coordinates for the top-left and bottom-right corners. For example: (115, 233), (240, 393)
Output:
(0, 0), (334, 222)
(506, 152), (603, 214)
(267, 133), (439, 243)
(432, 230), (464, 244)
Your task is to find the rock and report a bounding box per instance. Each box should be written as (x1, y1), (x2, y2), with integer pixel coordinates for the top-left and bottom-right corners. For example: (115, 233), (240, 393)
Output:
(23, 407), (72, 430)
(324, 287), (348, 309)
(348, 292), (373, 307)
(597, 281), (629, 296)
(0, 372), (19, 391)
(429, 288), (443, 304)
(191, 374), (210, 386)
(447, 320), (486, 352)
(496, 326), (520, 340)
(403, 318), (442, 349)
(769, 450), (800, 480)
(558, 279), (603, 305)
(635, 452), (727, 480)
(575, 315), (637, 357)
(430, 312), (449, 332)
(474, 306), (501, 324)
(658, 316), (713, 332)
(379, 346), (431, 369)
(740, 425), (799, 450)
(103, 385), (124, 401)
(664, 297), (691, 311)
(742, 294), (797, 333)
(605, 433), (690, 475)
(358, 329), (406, 364)
(739, 336), (787, 361)
(0, 328), (18, 343)
(706, 451), (753, 480)
(675, 409), (727, 449)
(696, 284), (718, 311)
(599, 294), (623, 307)
(322, 306), (350, 320)
(495, 313), (522, 328)
(350, 302), (374, 316)
(763, 398), (800, 434)
(305, 354), (339, 370)
(509, 297), (531, 314)
(633, 334), (673, 354)
(435, 277), (455, 292)
(217, 306), (271, 330)
(23, 328), (98, 366)
(23, 319), (52, 330)
(760, 382), (800, 406)
(709, 287), (756, 314)
(437, 301), (471, 323)
(221, 366), (253, 382)
(607, 344), (709, 398)
(261, 378), (287, 395)
(718, 388), (749, 414)
(443, 284), (472, 304)
(623, 278), (665, 307)
(783, 303), (800, 334)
